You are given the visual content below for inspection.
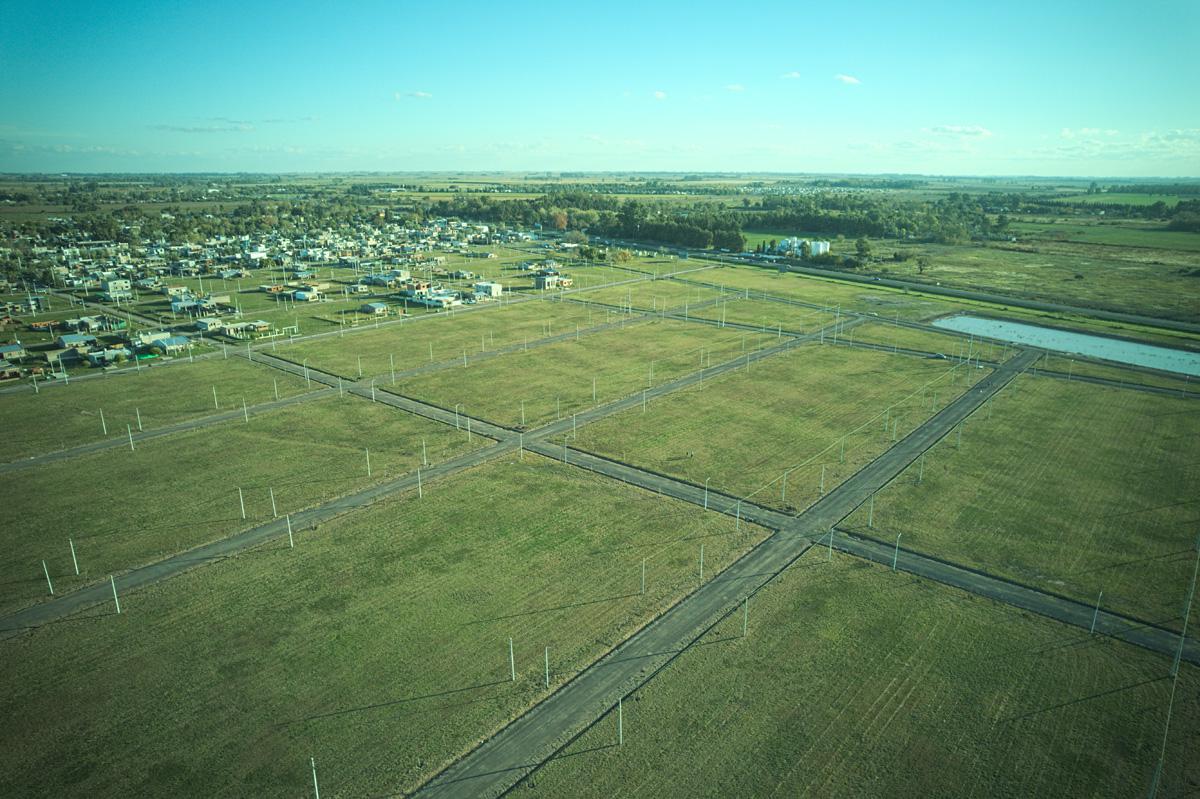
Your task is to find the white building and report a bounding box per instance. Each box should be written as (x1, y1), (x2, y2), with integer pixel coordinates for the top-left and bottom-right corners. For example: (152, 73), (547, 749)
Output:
(776, 238), (830, 257)
(473, 281), (503, 299)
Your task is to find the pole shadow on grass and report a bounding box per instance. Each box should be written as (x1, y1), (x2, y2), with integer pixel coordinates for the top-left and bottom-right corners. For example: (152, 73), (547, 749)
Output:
(468, 591), (642, 625)
(547, 742), (619, 763)
(277, 678), (511, 727)
(1065, 547), (1194, 578)
(997, 675), (1167, 724)
(0, 605), (119, 637)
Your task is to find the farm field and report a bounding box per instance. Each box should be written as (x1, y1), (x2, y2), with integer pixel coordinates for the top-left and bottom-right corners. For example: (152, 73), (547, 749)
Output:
(1051, 192), (1184, 206)
(686, 295), (836, 333)
(389, 319), (778, 429)
(523, 554), (1199, 798)
(570, 343), (984, 508)
(273, 299), (605, 379)
(570, 277), (730, 312)
(2, 394), (482, 614)
(887, 243), (1200, 321)
(1009, 220), (1200, 251)
(2, 356), (314, 460)
(0, 455), (767, 798)
(841, 375), (1200, 628)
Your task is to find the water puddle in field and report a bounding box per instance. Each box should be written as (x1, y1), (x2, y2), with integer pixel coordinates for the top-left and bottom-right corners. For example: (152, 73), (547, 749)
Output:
(931, 315), (1200, 377)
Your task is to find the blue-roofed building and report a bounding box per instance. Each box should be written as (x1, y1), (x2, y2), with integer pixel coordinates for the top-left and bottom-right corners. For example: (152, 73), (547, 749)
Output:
(152, 335), (191, 355)
(56, 333), (97, 349)
(0, 342), (26, 361)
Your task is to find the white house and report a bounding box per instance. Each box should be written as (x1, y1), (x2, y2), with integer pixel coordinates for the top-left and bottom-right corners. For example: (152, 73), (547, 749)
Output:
(473, 281), (503, 299)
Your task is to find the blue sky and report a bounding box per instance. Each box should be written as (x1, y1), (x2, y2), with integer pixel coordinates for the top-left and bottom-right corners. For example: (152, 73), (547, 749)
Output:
(1, 0), (1198, 175)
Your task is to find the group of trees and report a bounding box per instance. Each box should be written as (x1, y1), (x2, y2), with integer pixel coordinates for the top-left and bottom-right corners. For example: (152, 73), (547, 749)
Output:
(423, 193), (745, 251)
(747, 192), (996, 244)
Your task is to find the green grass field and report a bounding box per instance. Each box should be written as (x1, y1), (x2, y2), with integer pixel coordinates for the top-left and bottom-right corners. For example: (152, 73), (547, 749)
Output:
(3, 356), (314, 460)
(0, 455), (766, 798)
(571, 343), (984, 508)
(523, 554), (1199, 798)
(695, 267), (971, 321)
(1053, 193), (1184, 207)
(389, 319), (778, 429)
(842, 375), (1200, 628)
(889, 243), (1200, 320)
(695, 264), (1200, 350)
(1037, 355), (1198, 393)
(570, 278), (730, 312)
(686, 295), (836, 333)
(3, 395), (482, 614)
(1010, 221), (1200, 252)
(274, 300), (606, 379)
(849, 321), (1003, 358)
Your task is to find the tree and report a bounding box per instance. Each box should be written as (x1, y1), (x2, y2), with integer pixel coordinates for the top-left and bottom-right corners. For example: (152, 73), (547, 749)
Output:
(614, 249), (633, 264)
(916, 255), (931, 274)
(564, 230), (588, 245)
(800, 240), (812, 259)
(855, 237), (872, 259)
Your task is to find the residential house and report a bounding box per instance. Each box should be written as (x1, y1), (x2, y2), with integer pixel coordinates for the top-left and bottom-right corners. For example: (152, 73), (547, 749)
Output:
(153, 335), (191, 355)
(360, 302), (388, 316)
(56, 333), (97, 350)
(0, 342), (27, 361)
(85, 346), (132, 367)
(473, 281), (503, 299)
(100, 278), (133, 302)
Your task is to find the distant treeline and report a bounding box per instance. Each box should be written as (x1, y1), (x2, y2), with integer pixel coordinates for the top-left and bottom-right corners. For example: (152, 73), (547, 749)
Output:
(1106, 184), (1200, 196)
(423, 193), (746, 250)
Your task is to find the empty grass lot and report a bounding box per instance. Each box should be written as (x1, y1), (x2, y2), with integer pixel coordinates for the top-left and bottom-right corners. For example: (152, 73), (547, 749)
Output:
(2, 395), (482, 615)
(842, 375), (1200, 628)
(2, 356), (314, 461)
(694, 267), (970, 321)
(1039, 357), (1198, 393)
(389, 319), (778, 429)
(523, 554), (1199, 798)
(570, 343), (985, 510)
(849, 321), (1005, 359)
(273, 300), (605, 379)
(687, 295), (836, 333)
(570, 279), (730, 312)
(0, 456), (767, 798)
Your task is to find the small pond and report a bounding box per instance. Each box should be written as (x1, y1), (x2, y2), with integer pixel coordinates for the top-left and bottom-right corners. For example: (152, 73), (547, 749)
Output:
(931, 315), (1200, 377)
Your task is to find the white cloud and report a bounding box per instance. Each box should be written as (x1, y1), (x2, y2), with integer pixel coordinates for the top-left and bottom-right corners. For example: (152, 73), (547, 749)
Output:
(780, 71), (801, 79)
(929, 124), (993, 138)
(152, 123), (254, 134)
(725, 84), (745, 92)
(1036, 128), (1200, 161)
(395, 90), (432, 100)
(834, 74), (861, 85)
(653, 90), (667, 100)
